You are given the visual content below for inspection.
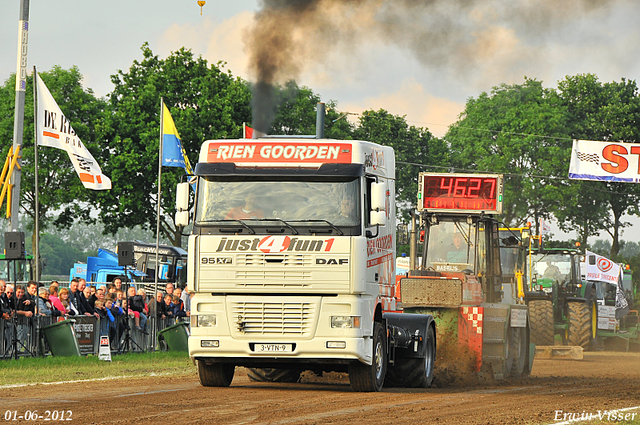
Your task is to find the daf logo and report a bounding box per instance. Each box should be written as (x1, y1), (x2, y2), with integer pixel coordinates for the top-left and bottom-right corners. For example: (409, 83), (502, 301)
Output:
(316, 258), (348, 265)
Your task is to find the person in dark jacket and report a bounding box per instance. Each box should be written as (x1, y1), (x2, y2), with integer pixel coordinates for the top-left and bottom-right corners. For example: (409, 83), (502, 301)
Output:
(78, 279), (99, 318)
(172, 295), (187, 318)
(127, 286), (148, 332)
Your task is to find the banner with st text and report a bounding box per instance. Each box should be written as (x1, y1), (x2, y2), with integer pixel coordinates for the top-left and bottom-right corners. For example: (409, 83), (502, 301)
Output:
(569, 139), (640, 183)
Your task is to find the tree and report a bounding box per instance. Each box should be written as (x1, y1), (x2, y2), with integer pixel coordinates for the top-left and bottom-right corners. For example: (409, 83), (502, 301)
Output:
(26, 233), (89, 277)
(0, 67), (108, 246)
(96, 44), (252, 247)
(353, 109), (447, 221)
(556, 74), (640, 255)
(446, 78), (571, 229)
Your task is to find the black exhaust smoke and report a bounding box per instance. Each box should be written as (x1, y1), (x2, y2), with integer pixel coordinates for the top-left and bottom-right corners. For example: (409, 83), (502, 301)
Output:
(246, 0), (613, 134)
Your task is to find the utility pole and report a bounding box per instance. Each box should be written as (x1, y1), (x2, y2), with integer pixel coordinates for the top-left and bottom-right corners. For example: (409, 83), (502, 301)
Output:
(10, 0), (30, 231)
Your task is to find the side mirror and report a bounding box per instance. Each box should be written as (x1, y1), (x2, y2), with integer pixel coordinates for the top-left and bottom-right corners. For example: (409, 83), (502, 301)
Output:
(175, 211), (189, 227)
(370, 210), (387, 226)
(371, 182), (386, 211)
(176, 182), (189, 212)
(175, 182), (190, 227)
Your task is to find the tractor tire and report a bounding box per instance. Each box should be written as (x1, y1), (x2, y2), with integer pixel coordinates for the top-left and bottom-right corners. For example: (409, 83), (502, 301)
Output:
(568, 302), (592, 349)
(198, 360), (235, 387)
(385, 324), (436, 388)
(349, 322), (387, 392)
(529, 300), (554, 346)
(246, 368), (301, 383)
(509, 326), (527, 378)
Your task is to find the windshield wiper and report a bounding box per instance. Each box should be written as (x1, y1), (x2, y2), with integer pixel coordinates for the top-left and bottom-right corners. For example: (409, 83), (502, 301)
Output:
(291, 219), (344, 236)
(216, 219), (256, 235)
(251, 218), (299, 235)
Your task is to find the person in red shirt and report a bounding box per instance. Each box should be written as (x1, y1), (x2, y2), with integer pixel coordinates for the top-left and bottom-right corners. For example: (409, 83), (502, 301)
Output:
(225, 193), (265, 220)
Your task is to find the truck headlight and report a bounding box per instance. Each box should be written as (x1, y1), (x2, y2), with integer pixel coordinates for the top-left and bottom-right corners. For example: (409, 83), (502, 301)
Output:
(331, 316), (361, 329)
(192, 314), (217, 327)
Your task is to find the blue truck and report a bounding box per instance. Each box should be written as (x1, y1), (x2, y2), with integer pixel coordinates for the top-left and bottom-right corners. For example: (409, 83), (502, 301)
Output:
(69, 241), (187, 287)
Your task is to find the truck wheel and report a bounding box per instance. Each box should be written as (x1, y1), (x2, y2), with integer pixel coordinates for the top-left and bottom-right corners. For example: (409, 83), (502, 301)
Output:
(568, 302), (591, 349)
(247, 368), (301, 383)
(529, 300), (554, 346)
(198, 360), (235, 387)
(349, 322), (386, 392)
(509, 326), (527, 378)
(385, 324), (436, 388)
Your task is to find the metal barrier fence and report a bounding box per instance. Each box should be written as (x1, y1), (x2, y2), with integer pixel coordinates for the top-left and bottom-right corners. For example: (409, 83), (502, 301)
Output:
(0, 315), (189, 359)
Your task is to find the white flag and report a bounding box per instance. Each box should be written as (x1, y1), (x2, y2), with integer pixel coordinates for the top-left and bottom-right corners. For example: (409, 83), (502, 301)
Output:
(539, 218), (551, 236)
(584, 250), (620, 284)
(36, 73), (111, 190)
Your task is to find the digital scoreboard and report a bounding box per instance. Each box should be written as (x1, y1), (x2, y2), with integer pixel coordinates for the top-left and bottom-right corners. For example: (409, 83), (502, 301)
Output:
(417, 173), (503, 214)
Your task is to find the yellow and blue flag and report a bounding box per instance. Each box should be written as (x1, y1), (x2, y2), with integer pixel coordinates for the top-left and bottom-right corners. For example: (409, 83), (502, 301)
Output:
(162, 103), (193, 174)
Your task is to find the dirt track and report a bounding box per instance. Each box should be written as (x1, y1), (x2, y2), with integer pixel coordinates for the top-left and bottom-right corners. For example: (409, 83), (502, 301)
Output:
(2, 352), (640, 424)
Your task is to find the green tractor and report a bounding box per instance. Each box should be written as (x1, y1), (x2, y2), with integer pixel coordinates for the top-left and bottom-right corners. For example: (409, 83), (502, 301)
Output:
(525, 247), (597, 350)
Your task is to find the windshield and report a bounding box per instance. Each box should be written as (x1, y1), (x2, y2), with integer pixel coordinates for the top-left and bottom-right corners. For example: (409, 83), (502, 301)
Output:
(195, 178), (361, 228)
(531, 253), (571, 283)
(424, 219), (477, 272)
(499, 229), (521, 277)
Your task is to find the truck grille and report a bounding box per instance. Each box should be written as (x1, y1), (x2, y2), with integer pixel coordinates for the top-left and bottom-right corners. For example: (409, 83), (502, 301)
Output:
(231, 301), (315, 335)
(237, 254), (313, 267)
(234, 254), (314, 285)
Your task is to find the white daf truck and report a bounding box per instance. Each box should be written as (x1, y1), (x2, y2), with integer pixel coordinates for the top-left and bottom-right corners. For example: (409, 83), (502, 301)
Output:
(176, 135), (436, 392)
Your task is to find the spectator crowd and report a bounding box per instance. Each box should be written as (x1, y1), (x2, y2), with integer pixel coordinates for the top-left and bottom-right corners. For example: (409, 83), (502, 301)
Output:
(0, 277), (192, 357)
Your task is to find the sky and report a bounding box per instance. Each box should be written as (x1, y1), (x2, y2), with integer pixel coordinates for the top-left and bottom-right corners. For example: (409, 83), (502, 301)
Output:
(2, 0), (640, 244)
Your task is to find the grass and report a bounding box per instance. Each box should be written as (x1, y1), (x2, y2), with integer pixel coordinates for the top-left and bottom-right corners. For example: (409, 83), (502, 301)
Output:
(0, 351), (196, 387)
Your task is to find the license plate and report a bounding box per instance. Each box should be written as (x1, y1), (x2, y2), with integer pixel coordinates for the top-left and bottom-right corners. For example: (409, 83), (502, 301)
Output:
(256, 344), (293, 353)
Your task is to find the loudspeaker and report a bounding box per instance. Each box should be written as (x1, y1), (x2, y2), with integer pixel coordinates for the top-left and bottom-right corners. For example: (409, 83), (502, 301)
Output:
(5, 232), (25, 260)
(117, 242), (136, 266)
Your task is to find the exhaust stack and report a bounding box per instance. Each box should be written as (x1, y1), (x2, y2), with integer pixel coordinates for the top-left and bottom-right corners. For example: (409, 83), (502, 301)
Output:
(316, 102), (325, 139)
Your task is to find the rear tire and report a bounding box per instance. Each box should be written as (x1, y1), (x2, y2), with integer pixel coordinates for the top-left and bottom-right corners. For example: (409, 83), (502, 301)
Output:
(509, 326), (527, 378)
(568, 302), (591, 349)
(529, 300), (554, 345)
(385, 324), (436, 388)
(198, 360), (235, 387)
(247, 368), (301, 383)
(349, 322), (386, 392)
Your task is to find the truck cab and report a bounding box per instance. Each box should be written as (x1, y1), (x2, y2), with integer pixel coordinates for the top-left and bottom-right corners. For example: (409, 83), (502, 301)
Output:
(178, 137), (436, 391)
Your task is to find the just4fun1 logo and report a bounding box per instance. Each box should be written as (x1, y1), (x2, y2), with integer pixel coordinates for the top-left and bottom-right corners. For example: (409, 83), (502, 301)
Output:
(214, 236), (336, 253)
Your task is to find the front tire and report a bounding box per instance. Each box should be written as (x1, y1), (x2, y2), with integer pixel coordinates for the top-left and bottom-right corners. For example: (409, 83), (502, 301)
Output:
(198, 360), (235, 387)
(529, 300), (554, 345)
(568, 302), (592, 349)
(349, 322), (387, 392)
